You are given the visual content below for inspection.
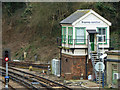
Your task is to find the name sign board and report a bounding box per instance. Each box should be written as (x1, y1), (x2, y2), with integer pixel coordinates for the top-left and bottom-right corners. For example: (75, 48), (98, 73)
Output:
(81, 21), (101, 24)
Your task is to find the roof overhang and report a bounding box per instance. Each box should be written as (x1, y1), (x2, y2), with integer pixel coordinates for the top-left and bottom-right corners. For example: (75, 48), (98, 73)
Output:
(87, 30), (98, 34)
(72, 9), (112, 26)
(105, 59), (120, 62)
(60, 9), (112, 26)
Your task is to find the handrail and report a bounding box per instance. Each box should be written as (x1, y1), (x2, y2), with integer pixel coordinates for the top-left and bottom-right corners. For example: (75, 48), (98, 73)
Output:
(57, 37), (110, 49)
(87, 35), (91, 59)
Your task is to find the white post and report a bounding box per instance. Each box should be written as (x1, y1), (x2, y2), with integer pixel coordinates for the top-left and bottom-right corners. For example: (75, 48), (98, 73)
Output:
(87, 35), (90, 60)
(5, 62), (8, 89)
(102, 35), (104, 63)
(96, 35), (99, 59)
(99, 63), (101, 87)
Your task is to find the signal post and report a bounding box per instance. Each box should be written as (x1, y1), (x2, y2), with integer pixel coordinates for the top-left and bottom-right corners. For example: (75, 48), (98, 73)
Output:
(5, 59), (9, 88)
(3, 49), (11, 89)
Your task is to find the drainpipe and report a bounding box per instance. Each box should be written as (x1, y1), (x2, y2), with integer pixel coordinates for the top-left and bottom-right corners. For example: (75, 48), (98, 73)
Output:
(60, 38), (62, 77)
(104, 59), (107, 86)
(60, 48), (62, 77)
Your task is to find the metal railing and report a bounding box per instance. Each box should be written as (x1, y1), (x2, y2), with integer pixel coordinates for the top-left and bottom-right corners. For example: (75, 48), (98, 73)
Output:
(57, 37), (88, 48)
(57, 37), (111, 50)
(87, 35), (91, 59)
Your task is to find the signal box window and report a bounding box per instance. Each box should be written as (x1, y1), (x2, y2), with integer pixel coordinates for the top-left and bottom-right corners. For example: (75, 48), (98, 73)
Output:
(68, 27), (73, 44)
(62, 27), (66, 43)
(98, 28), (106, 42)
(75, 27), (85, 44)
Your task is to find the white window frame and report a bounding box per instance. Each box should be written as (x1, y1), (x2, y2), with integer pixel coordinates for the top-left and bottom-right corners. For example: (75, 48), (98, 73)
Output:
(68, 27), (73, 44)
(97, 27), (107, 44)
(75, 27), (86, 44)
(62, 27), (66, 43)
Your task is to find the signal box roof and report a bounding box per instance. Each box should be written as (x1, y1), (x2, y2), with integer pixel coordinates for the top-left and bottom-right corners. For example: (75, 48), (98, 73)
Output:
(60, 9), (90, 24)
(60, 9), (111, 26)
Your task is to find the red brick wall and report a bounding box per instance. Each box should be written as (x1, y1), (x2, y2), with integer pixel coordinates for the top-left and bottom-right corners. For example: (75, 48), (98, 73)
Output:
(61, 54), (93, 80)
(87, 59), (93, 75)
(72, 56), (86, 79)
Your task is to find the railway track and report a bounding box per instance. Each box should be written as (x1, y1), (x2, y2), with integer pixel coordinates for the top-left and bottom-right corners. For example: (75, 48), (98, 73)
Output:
(1, 68), (51, 89)
(3, 61), (50, 70)
(0, 66), (72, 90)
(0, 69), (39, 89)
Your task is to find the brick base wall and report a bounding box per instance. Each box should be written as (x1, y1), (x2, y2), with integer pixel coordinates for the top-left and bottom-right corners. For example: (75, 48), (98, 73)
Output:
(87, 59), (93, 75)
(61, 54), (93, 80)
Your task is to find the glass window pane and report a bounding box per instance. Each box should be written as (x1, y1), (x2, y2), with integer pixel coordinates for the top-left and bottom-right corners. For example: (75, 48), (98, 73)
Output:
(62, 27), (66, 43)
(68, 27), (73, 44)
(76, 28), (85, 43)
(98, 36), (106, 42)
(76, 36), (84, 42)
(98, 28), (106, 42)
(68, 28), (72, 35)
(98, 28), (101, 34)
(114, 74), (117, 80)
(68, 36), (72, 40)
(77, 29), (84, 36)
(98, 37), (102, 42)
(98, 28), (106, 35)
(104, 36), (106, 42)
(63, 28), (66, 35)
(103, 29), (105, 35)
(69, 36), (73, 43)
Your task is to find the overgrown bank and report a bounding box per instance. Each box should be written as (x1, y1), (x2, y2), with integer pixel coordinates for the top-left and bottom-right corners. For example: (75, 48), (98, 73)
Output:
(2, 2), (120, 63)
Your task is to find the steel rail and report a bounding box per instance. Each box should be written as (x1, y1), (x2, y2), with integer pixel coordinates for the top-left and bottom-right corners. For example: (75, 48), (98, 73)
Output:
(0, 68), (38, 90)
(0, 70), (36, 90)
(8, 61), (49, 69)
(0, 68), (53, 90)
(9, 66), (72, 90)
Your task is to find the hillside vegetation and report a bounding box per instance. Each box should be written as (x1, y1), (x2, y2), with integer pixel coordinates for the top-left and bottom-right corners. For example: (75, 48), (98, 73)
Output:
(2, 2), (120, 63)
